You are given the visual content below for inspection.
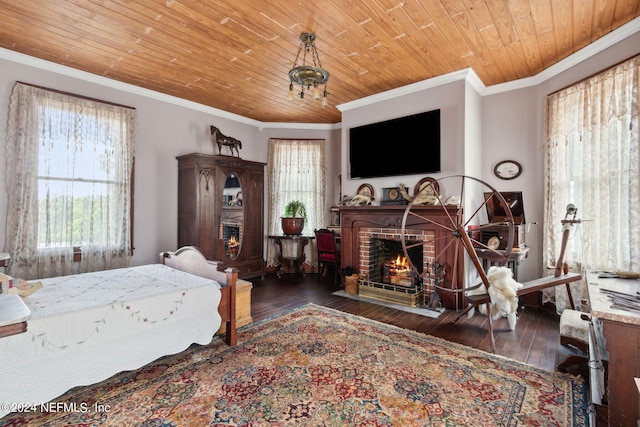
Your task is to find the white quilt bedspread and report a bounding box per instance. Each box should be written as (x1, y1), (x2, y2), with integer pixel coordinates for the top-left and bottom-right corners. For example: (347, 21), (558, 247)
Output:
(0, 264), (222, 417)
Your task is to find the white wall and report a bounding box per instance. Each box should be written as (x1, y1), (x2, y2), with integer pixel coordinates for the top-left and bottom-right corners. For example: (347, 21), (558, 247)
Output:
(481, 86), (540, 280)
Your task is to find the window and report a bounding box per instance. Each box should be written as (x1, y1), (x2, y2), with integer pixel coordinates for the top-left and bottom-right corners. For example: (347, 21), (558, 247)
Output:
(266, 139), (327, 268)
(544, 55), (639, 310)
(5, 83), (136, 279)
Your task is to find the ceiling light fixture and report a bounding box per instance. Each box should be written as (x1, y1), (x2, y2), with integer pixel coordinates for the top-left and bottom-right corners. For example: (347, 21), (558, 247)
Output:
(287, 32), (329, 107)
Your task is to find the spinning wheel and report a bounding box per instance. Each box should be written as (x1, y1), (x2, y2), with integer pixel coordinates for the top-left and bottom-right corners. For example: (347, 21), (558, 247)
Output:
(400, 175), (515, 305)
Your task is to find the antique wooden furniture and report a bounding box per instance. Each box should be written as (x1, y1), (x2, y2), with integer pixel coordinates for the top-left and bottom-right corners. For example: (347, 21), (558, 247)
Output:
(398, 176), (582, 352)
(177, 153), (266, 279)
(587, 271), (640, 427)
(314, 228), (341, 284)
(216, 278), (253, 335)
(269, 234), (314, 278)
(161, 246), (239, 346)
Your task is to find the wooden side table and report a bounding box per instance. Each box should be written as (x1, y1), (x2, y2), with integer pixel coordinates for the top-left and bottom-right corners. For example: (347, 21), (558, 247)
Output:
(269, 235), (314, 278)
(0, 295), (31, 338)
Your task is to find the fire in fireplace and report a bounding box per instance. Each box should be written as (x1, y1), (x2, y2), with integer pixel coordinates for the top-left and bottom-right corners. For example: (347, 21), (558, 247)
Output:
(357, 228), (435, 307)
(384, 254), (411, 286)
(369, 238), (423, 287)
(222, 225), (240, 258)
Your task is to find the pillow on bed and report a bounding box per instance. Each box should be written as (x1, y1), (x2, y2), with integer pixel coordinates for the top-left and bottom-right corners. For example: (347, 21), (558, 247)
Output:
(0, 274), (42, 297)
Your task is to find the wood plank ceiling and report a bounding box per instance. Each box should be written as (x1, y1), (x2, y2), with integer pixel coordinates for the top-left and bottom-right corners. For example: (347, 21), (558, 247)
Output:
(0, 0), (638, 124)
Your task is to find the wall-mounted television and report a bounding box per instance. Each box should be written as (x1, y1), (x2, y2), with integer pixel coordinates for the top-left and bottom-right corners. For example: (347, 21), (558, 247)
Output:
(348, 109), (441, 179)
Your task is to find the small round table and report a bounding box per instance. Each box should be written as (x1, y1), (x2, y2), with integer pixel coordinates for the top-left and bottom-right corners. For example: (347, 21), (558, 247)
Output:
(269, 235), (314, 278)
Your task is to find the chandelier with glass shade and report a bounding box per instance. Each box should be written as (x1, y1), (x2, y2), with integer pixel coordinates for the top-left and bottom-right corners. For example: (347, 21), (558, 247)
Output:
(287, 32), (329, 107)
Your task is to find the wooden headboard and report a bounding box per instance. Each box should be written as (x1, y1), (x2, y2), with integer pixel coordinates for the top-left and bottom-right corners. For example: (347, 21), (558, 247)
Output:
(160, 246), (237, 346)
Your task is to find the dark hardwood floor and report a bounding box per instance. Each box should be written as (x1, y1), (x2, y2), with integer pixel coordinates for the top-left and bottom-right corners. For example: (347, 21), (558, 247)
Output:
(248, 272), (583, 373)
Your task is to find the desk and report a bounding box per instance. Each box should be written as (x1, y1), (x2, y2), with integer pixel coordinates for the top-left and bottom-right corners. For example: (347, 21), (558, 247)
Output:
(587, 271), (640, 426)
(269, 235), (314, 278)
(475, 247), (529, 280)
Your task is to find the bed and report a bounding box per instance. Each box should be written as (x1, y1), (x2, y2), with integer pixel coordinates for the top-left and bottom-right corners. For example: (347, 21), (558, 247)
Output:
(0, 246), (237, 418)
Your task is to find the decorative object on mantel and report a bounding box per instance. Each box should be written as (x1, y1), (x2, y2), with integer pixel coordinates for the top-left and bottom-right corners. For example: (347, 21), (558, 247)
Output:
(348, 184), (375, 205)
(357, 183), (373, 198)
(287, 32), (329, 107)
(380, 187), (408, 205)
(281, 200), (307, 235)
(414, 177), (439, 197)
(494, 160), (522, 180)
(445, 195), (460, 205)
(398, 183), (439, 205)
(210, 125), (242, 157)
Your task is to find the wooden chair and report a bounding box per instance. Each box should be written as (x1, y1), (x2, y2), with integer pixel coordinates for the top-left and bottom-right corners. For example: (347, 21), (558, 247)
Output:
(314, 228), (341, 284)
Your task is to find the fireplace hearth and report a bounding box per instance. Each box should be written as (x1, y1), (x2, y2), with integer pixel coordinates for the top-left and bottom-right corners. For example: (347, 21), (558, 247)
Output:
(339, 205), (465, 310)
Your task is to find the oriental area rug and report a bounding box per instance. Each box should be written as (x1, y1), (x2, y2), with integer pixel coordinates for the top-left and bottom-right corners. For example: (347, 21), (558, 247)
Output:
(0, 304), (587, 427)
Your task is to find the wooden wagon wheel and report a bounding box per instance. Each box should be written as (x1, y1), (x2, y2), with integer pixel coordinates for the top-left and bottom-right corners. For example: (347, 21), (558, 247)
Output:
(400, 175), (515, 307)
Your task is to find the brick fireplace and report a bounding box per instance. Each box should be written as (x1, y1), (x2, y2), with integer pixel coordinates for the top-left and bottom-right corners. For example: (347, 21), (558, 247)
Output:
(358, 227), (435, 306)
(339, 205), (464, 309)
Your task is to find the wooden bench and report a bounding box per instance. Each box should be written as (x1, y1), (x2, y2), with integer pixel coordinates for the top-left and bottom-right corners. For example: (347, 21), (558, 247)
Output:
(456, 272), (582, 352)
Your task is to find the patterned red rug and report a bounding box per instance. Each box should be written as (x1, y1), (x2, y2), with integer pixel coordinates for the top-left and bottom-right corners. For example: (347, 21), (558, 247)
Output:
(1, 304), (587, 426)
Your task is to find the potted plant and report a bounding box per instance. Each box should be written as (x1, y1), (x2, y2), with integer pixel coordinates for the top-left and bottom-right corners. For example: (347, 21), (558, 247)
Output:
(281, 200), (307, 235)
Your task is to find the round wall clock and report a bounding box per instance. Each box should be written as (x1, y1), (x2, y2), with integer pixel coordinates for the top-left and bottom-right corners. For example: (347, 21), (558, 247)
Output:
(494, 160), (522, 180)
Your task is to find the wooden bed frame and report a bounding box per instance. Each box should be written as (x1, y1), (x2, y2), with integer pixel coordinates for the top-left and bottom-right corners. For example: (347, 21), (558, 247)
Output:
(160, 246), (237, 346)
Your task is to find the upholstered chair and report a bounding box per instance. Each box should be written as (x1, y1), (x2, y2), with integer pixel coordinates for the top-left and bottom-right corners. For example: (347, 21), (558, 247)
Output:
(314, 228), (341, 284)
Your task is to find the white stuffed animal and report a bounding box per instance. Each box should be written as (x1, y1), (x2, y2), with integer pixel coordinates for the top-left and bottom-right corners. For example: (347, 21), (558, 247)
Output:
(466, 266), (523, 330)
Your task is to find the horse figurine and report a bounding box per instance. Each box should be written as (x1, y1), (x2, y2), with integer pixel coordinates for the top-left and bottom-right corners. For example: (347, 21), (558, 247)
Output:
(210, 125), (242, 156)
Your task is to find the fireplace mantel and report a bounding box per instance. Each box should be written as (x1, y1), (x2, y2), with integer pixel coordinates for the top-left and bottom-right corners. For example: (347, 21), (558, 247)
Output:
(339, 205), (464, 309)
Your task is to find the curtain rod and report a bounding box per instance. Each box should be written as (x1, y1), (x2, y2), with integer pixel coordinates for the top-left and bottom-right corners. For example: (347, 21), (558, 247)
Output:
(16, 81), (135, 110)
(547, 53), (639, 97)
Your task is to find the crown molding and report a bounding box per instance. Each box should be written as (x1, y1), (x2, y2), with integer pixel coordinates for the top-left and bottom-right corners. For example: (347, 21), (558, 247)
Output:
(336, 69), (475, 112)
(338, 16), (640, 105)
(0, 47), (265, 127)
(2, 15), (638, 127)
(474, 16), (640, 96)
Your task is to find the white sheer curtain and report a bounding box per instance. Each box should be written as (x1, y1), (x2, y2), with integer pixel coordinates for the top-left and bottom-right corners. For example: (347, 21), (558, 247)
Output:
(4, 83), (136, 280)
(543, 55), (640, 311)
(266, 139), (327, 268)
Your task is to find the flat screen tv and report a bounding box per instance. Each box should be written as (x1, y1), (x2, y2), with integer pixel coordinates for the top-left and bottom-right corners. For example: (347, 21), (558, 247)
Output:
(348, 109), (441, 179)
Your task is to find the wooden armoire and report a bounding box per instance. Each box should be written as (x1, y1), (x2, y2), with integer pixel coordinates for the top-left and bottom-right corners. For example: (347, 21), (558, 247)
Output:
(177, 153), (265, 279)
